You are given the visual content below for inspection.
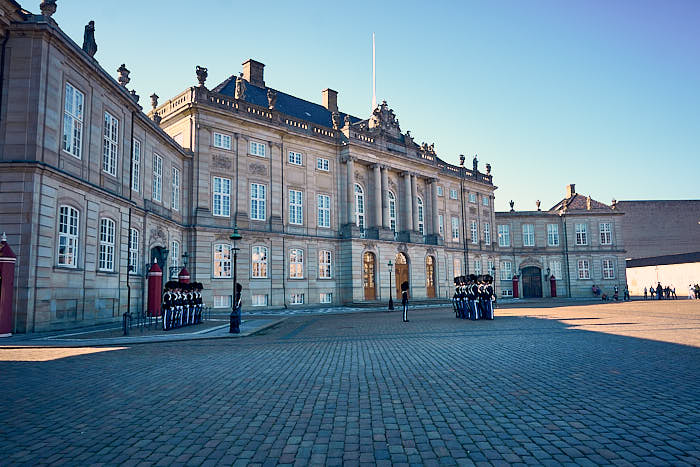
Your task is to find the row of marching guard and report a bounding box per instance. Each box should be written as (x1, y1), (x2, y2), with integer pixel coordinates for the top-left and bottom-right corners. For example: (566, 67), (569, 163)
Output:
(162, 281), (205, 330)
(452, 274), (496, 320)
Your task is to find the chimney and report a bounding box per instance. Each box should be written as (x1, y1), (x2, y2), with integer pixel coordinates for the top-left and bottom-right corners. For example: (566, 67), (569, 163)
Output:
(322, 88), (338, 113)
(242, 59), (265, 87)
(566, 184), (576, 199)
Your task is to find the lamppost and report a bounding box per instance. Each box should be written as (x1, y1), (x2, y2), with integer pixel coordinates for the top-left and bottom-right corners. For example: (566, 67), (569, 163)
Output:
(459, 154), (469, 276)
(229, 227), (242, 333)
(388, 260), (394, 311)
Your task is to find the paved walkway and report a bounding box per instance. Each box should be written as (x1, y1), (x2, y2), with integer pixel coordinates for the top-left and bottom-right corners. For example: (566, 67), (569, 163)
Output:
(1, 300), (698, 465)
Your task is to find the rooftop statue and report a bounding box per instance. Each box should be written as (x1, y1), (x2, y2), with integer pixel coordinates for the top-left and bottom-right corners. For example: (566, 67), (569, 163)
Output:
(82, 21), (97, 58)
(234, 73), (247, 100)
(267, 89), (277, 110)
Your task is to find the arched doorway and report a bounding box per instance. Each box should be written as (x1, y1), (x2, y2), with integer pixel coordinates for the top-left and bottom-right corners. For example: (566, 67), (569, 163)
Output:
(363, 251), (376, 300)
(425, 256), (436, 298)
(395, 252), (409, 299)
(521, 266), (542, 298)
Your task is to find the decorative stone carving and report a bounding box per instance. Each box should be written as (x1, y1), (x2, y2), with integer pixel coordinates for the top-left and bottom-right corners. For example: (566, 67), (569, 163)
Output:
(388, 178), (397, 190)
(586, 196), (592, 210)
(419, 142), (437, 158)
(397, 243), (408, 253)
(472, 154), (478, 172)
(129, 90), (139, 103)
(82, 21), (97, 57)
(404, 130), (414, 146)
(150, 94), (161, 124)
(196, 66), (208, 87)
(40, 0), (57, 18)
(234, 73), (247, 100)
(149, 226), (166, 244)
(509, 200), (515, 212)
(485, 163), (491, 175)
(267, 89), (277, 109)
(368, 100), (401, 137)
(344, 114), (352, 128)
(249, 162), (267, 176)
(354, 170), (365, 183)
(536, 200), (541, 211)
(117, 64), (130, 87)
(212, 154), (232, 170)
(331, 112), (341, 130)
(363, 242), (377, 250)
(426, 247), (436, 255)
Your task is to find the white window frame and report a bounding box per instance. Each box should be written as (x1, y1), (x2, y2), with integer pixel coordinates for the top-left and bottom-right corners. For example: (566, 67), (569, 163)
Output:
(131, 139), (141, 192)
(316, 157), (330, 171)
(252, 294), (268, 306)
(522, 224), (535, 247)
(129, 228), (139, 274)
(57, 205), (79, 268)
(388, 191), (397, 232)
(98, 217), (115, 272)
(63, 82), (84, 159)
(577, 259), (590, 279)
(214, 295), (232, 308)
(251, 246), (269, 278)
(469, 193), (477, 203)
(170, 240), (180, 279)
(600, 223), (612, 245)
(289, 248), (304, 279)
(602, 258), (615, 279)
(500, 261), (512, 281)
(290, 293), (305, 305)
(354, 184), (365, 230)
(250, 183), (266, 221)
(547, 224), (560, 246)
(417, 197), (424, 235)
(575, 223), (588, 245)
(317, 194), (331, 228)
(451, 217), (460, 240)
(289, 189), (303, 225)
(320, 292), (332, 304)
(471, 220), (478, 244)
(453, 257), (461, 278)
(213, 132), (232, 150)
(438, 214), (444, 236)
(212, 177), (231, 217)
(437, 186), (443, 197)
(152, 153), (163, 202)
(473, 258), (481, 275)
(482, 196), (489, 206)
(483, 222), (490, 245)
(288, 151), (303, 165)
(498, 224), (510, 247)
(250, 140), (266, 157)
(487, 260), (495, 276)
(319, 250), (332, 279)
(102, 111), (119, 177)
(171, 167), (180, 212)
(213, 243), (232, 278)
(449, 189), (458, 200)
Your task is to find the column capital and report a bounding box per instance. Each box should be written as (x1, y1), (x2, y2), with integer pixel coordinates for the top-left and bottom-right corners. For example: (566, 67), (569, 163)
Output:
(371, 163), (381, 170)
(341, 155), (356, 163)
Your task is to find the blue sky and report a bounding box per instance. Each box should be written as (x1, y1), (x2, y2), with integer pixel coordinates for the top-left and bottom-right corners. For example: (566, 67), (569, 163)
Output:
(49, 0), (699, 210)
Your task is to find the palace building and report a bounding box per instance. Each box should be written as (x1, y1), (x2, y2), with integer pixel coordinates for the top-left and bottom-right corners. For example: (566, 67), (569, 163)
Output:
(0, 0), (627, 333)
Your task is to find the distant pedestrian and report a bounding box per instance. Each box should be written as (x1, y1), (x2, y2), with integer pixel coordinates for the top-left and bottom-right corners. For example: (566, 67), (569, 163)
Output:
(401, 281), (410, 322)
(657, 282), (663, 300)
(650, 286), (655, 299)
(671, 287), (677, 299)
(624, 285), (630, 301)
(690, 285), (695, 300)
(644, 287), (648, 300)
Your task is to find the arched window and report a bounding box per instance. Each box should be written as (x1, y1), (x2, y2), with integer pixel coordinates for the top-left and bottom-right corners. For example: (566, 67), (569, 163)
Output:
(354, 184), (365, 230)
(129, 228), (140, 274)
(58, 205), (79, 267)
(251, 246), (268, 278)
(388, 191), (397, 232)
(417, 197), (424, 235)
(98, 218), (115, 271)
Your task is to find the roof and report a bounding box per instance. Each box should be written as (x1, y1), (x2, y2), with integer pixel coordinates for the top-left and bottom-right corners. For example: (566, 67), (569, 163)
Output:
(627, 251), (700, 268)
(213, 75), (362, 129)
(549, 193), (613, 212)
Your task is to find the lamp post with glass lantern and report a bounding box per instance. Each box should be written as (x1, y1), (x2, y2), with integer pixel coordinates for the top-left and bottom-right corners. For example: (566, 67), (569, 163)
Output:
(459, 154), (469, 275)
(229, 227), (242, 333)
(388, 260), (394, 311)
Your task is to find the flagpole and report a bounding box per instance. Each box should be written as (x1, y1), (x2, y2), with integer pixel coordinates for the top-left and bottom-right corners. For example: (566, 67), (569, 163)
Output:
(372, 32), (377, 112)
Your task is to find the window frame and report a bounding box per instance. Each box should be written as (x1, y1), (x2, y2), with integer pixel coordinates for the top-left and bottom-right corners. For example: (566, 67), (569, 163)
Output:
(170, 240), (180, 279)
(547, 224), (560, 246)
(213, 243), (232, 278)
(575, 223), (588, 245)
(252, 294), (268, 307)
(318, 250), (332, 279)
(388, 191), (397, 232)
(290, 293), (305, 305)
(289, 248), (304, 279)
(354, 184), (365, 230)
(316, 157), (330, 171)
(602, 258), (615, 279)
(599, 222), (612, 245)
(438, 214), (444, 236)
(289, 189), (304, 225)
(131, 139), (141, 192)
(498, 224), (510, 247)
(469, 193), (477, 203)
(213, 132), (232, 150)
(320, 292), (333, 304)
(482, 196), (489, 206)
(171, 166), (180, 212)
(317, 194), (331, 228)
(98, 217), (116, 272)
(57, 205), (79, 268)
(251, 245), (268, 278)
(62, 82), (84, 159)
(470, 220), (478, 244)
(483, 222), (490, 245)
(577, 259), (590, 279)
(288, 150), (303, 166)
(212, 176), (231, 217)
(250, 183), (267, 221)
(437, 186), (443, 197)
(500, 261), (512, 281)
(249, 140), (266, 157)
(129, 228), (140, 274)
(417, 197), (424, 235)
(449, 189), (458, 200)
(152, 153), (163, 202)
(451, 217), (460, 240)
(102, 111), (119, 177)
(522, 224), (535, 247)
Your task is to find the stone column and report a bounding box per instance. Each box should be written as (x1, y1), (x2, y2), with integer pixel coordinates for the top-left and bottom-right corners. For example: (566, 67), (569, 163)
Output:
(411, 174), (418, 232)
(431, 179), (439, 236)
(346, 157), (355, 225)
(373, 164), (382, 228)
(403, 172), (413, 231)
(381, 166), (390, 229)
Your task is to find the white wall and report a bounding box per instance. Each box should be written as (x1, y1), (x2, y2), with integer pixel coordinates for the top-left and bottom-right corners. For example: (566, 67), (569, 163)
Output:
(626, 262), (700, 296)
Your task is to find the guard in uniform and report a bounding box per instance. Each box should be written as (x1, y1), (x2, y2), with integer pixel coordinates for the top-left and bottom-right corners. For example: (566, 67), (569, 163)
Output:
(467, 274), (479, 320)
(452, 277), (460, 318)
(162, 282), (174, 330)
(482, 275), (495, 320)
(401, 281), (410, 322)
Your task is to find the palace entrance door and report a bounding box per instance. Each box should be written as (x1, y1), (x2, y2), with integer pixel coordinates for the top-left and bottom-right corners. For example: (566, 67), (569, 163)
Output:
(395, 252), (409, 299)
(425, 256), (436, 298)
(521, 266), (543, 298)
(363, 252), (376, 300)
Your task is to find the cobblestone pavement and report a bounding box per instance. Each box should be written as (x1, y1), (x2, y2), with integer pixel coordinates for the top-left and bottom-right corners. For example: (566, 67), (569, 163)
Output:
(1, 301), (699, 466)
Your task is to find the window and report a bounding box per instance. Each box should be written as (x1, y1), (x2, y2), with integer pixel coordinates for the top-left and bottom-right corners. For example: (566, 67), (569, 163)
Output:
(152, 154), (163, 202)
(417, 197), (424, 235)
(498, 225), (510, 247)
(471, 220), (478, 244)
(320, 292), (332, 304)
(288, 151), (302, 165)
(600, 223), (612, 245)
(487, 260), (495, 276)
(290, 293), (305, 305)
(577, 259), (590, 279)
(449, 189), (458, 200)
(501, 289), (513, 297)
(453, 257), (461, 278)
(438, 214), (444, 236)
(131, 139), (141, 192)
(575, 224), (588, 245)
(354, 184), (365, 230)
(469, 193), (477, 203)
(98, 218), (115, 271)
(602, 259), (615, 279)
(213, 244), (232, 278)
(317, 194), (331, 228)
(213, 177), (231, 217)
(483, 222), (490, 245)
(319, 250), (332, 279)
(214, 295), (232, 308)
(473, 258), (481, 275)
(547, 224), (560, 246)
(170, 240), (180, 279)
(522, 224), (535, 247)
(57, 206), (79, 267)
(129, 228), (139, 274)
(451, 217), (460, 240)
(63, 82), (84, 158)
(500, 261), (512, 281)
(437, 186), (443, 197)
(250, 141), (266, 157)
(388, 191), (397, 232)
(289, 249), (304, 278)
(102, 112), (119, 176)
(171, 167), (180, 212)
(251, 246), (268, 278)
(482, 196), (489, 206)
(250, 183), (266, 221)
(252, 294), (268, 306)
(289, 189), (303, 225)
(549, 260), (562, 281)
(316, 157), (329, 171)
(213, 132), (231, 149)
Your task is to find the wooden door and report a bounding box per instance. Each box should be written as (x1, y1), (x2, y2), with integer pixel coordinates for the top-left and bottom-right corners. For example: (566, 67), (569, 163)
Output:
(395, 253), (409, 299)
(522, 266), (543, 298)
(426, 256), (436, 298)
(363, 252), (376, 300)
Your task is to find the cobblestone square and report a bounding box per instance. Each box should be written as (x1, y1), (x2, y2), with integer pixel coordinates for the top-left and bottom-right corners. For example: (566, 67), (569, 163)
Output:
(1, 300), (699, 466)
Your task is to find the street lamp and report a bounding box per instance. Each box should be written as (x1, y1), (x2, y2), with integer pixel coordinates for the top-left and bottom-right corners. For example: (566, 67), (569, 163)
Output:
(387, 260), (394, 311)
(459, 154), (469, 276)
(229, 227), (242, 333)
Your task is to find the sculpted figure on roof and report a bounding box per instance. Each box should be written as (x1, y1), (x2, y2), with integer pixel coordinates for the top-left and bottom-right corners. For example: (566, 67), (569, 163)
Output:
(234, 73), (247, 100)
(368, 100), (401, 137)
